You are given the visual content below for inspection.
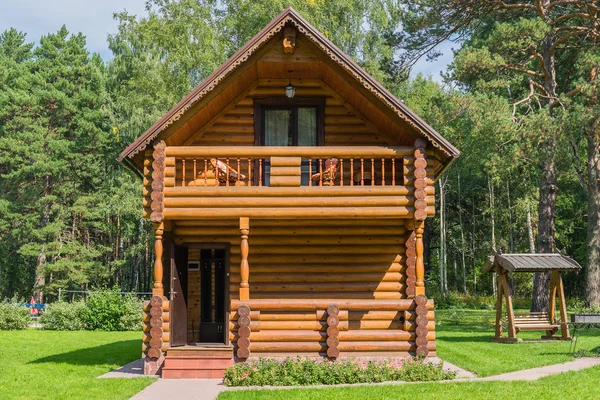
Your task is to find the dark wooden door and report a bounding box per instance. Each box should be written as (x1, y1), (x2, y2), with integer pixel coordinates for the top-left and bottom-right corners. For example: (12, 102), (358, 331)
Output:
(199, 248), (228, 343)
(170, 244), (188, 347)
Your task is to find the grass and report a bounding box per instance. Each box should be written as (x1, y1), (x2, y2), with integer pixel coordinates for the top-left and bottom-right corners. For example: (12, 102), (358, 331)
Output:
(0, 330), (154, 400)
(435, 309), (600, 376)
(216, 365), (600, 400)
(217, 309), (600, 400)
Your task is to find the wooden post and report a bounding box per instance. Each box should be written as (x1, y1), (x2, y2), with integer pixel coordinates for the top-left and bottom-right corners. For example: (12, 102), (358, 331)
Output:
(153, 221), (164, 297)
(548, 271), (558, 338)
(495, 272), (503, 339)
(240, 217), (250, 300)
(499, 273), (517, 340)
(415, 220), (425, 296)
(556, 272), (570, 339)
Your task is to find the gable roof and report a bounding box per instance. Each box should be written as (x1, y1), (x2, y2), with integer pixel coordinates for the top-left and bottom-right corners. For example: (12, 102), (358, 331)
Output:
(119, 7), (460, 166)
(483, 253), (582, 274)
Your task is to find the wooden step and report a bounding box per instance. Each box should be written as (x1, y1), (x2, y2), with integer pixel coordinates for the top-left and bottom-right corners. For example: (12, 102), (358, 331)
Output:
(162, 346), (234, 379)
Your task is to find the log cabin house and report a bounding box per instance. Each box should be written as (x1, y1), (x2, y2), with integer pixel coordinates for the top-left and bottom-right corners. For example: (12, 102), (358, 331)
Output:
(119, 7), (460, 378)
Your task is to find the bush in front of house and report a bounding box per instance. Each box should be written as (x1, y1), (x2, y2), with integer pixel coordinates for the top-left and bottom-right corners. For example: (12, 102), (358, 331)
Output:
(0, 299), (30, 330)
(223, 356), (456, 387)
(41, 301), (87, 330)
(85, 289), (143, 331)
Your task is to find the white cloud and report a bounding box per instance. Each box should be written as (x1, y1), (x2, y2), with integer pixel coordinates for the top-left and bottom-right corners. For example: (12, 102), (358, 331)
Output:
(0, 0), (146, 59)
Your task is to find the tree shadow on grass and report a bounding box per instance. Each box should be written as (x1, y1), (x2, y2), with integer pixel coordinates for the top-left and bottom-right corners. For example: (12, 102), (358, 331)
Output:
(29, 340), (140, 367)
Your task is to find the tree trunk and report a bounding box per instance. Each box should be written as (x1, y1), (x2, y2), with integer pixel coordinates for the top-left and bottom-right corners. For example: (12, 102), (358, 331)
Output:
(527, 204), (536, 254)
(585, 115), (600, 307)
(532, 26), (558, 313)
(458, 174), (467, 294)
(489, 175), (497, 296)
(439, 174), (448, 296)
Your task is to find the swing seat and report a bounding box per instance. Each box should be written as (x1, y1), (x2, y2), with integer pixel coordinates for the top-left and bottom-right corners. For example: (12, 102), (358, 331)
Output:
(512, 312), (559, 332)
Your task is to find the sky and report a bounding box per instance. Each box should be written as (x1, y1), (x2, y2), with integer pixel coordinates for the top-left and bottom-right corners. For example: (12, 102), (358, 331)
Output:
(0, 0), (454, 81)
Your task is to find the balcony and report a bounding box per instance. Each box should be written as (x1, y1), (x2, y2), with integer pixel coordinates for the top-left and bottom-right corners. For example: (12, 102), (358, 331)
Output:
(147, 146), (434, 220)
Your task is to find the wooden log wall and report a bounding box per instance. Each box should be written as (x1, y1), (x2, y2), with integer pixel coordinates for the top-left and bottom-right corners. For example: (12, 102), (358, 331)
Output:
(171, 218), (436, 356)
(142, 296), (170, 358)
(185, 80), (389, 147)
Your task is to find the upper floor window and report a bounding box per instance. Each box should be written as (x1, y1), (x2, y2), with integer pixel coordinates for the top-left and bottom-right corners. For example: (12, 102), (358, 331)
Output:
(254, 98), (325, 147)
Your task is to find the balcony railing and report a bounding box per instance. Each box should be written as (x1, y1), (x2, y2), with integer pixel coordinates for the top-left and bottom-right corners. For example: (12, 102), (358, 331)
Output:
(164, 146), (414, 188)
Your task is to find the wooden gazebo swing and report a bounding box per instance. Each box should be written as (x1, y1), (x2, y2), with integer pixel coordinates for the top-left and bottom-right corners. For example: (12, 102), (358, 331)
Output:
(483, 253), (581, 343)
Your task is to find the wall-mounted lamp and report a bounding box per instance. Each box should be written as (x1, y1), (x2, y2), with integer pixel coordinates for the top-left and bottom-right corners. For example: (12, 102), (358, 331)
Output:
(285, 70), (296, 98)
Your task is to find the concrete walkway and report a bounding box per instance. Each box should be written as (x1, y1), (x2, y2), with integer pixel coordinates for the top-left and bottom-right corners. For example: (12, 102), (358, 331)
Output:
(122, 357), (600, 400)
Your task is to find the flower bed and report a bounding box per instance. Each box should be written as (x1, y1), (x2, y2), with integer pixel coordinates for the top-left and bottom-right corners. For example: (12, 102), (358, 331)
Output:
(223, 357), (456, 387)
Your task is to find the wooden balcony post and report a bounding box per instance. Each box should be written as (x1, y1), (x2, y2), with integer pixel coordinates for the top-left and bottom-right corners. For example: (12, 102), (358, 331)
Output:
(414, 138), (428, 296)
(240, 217), (250, 300)
(415, 220), (425, 296)
(152, 221), (164, 297)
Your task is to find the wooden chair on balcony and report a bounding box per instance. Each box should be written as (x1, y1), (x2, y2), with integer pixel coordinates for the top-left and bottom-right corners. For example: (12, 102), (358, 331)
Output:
(210, 158), (246, 186)
(311, 158), (339, 186)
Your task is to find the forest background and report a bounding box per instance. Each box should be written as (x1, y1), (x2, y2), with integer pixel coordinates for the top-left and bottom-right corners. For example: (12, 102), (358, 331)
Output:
(1, 0), (599, 310)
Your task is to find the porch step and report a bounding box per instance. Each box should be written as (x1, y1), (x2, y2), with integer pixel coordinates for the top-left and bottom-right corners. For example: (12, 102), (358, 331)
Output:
(162, 346), (234, 379)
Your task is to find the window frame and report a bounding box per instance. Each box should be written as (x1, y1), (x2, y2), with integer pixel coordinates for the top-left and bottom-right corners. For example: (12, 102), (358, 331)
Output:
(253, 97), (326, 147)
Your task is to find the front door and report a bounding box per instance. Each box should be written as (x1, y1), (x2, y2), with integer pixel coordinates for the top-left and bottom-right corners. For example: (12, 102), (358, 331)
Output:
(170, 244), (188, 347)
(198, 247), (229, 343)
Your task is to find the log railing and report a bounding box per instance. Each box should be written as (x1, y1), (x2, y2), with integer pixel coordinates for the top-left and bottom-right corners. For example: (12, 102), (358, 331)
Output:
(230, 298), (436, 357)
(164, 146), (413, 188)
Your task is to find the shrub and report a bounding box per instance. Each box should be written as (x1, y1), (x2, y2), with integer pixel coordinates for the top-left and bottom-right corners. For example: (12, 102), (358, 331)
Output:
(41, 301), (87, 330)
(85, 289), (143, 331)
(223, 357), (456, 387)
(0, 299), (30, 330)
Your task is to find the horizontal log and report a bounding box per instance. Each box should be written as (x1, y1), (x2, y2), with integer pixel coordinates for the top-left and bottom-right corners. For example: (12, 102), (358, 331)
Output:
(164, 196), (416, 208)
(173, 227), (407, 237)
(229, 330), (436, 342)
(229, 320), (261, 332)
(230, 320), (348, 332)
(180, 236), (405, 246)
(165, 146), (413, 158)
(229, 245), (405, 255)
(246, 292), (406, 300)
(231, 299), (434, 311)
(164, 186), (417, 197)
(229, 310), (261, 321)
(245, 264), (405, 274)
(229, 310), (348, 322)
(234, 254), (406, 264)
(241, 341), (435, 353)
(338, 341), (416, 352)
(164, 207), (414, 219)
(173, 218), (408, 227)
(239, 282), (405, 292)
(230, 272), (405, 283)
(339, 330), (435, 341)
(270, 176), (302, 187)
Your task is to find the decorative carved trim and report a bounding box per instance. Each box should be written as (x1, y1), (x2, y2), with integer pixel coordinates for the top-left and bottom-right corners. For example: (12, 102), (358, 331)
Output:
(413, 139), (428, 221)
(405, 229), (416, 298)
(237, 304), (252, 360)
(414, 295), (429, 357)
(150, 141), (166, 222)
(125, 13), (456, 159)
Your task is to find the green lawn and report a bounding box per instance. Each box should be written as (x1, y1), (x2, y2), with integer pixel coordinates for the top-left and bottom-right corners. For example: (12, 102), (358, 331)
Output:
(217, 365), (600, 400)
(217, 310), (600, 400)
(435, 310), (600, 376)
(0, 330), (154, 400)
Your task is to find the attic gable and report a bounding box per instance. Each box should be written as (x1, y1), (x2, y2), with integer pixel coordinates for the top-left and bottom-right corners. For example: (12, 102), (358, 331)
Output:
(119, 7), (459, 175)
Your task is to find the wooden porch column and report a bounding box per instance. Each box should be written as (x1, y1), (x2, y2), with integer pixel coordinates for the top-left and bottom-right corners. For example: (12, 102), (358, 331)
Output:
(240, 217), (250, 300)
(152, 221), (164, 297)
(415, 221), (425, 296)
